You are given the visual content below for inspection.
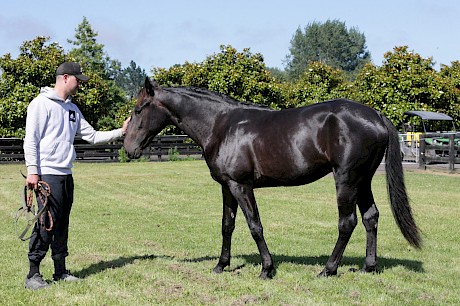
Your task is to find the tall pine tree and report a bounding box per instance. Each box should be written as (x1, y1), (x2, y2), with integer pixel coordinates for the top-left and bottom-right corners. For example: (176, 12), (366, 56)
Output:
(67, 17), (126, 130)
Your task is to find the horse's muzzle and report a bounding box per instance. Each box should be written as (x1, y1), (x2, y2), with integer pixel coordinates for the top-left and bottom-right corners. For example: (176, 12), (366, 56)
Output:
(126, 148), (142, 159)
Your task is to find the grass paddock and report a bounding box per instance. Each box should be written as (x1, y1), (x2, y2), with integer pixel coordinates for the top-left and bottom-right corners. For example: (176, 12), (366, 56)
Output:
(0, 161), (459, 305)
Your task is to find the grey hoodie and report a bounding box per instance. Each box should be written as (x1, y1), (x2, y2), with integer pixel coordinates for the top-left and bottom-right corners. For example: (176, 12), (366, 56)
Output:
(24, 87), (123, 175)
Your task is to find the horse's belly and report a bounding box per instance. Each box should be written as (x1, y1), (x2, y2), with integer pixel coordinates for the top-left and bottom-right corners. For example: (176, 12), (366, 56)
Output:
(253, 161), (332, 188)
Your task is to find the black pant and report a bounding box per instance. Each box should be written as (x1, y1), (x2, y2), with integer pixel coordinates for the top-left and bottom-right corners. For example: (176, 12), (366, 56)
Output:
(28, 174), (74, 263)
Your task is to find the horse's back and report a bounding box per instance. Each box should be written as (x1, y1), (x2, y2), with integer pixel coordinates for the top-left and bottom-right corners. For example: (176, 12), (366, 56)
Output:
(298, 98), (385, 124)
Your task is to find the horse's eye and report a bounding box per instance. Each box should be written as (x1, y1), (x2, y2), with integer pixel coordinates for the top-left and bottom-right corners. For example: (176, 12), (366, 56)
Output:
(134, 101), (151, 115)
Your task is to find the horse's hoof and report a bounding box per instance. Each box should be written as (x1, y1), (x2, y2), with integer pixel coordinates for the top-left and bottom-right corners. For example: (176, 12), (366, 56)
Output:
(360, 266), (376, 274)
(213, 265), (224, 274)
(259, 267), (275, 280)
(317, 268), (337, 277)
(259, 271), (272, 280)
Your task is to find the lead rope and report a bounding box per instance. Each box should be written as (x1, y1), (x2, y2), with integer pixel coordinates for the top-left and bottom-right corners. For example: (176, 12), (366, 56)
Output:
(17, 181), (53, 240)
(30, 181), (53, 231)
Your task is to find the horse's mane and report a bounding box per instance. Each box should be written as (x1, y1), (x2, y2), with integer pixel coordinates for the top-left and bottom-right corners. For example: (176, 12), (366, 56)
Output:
(164, 86), (270, 110)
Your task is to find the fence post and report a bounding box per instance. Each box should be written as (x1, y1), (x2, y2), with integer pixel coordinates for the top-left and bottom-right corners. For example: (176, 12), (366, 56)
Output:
(448, 134), (455, 172)
(418, 135), (426, 170)
(157, 137), (162, 161)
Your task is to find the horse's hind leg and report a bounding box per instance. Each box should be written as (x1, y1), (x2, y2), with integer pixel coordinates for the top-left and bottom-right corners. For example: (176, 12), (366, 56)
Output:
(318, 181), (358, 277)
(357, 182), (379, 273)
(213, 185), (238, 274)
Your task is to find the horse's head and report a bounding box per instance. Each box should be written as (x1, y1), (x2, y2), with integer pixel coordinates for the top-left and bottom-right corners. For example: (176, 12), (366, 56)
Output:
(123, 77), (172, 159)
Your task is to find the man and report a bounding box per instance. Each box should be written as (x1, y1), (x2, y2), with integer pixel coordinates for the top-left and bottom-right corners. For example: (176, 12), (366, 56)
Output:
(23, 62), (130, 290)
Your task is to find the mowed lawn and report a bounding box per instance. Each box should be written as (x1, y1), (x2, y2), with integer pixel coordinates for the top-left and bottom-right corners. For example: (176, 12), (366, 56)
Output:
(0, 161), (459, 305)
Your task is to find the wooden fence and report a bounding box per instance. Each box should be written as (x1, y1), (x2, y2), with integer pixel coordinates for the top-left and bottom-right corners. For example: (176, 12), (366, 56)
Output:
(3, 133), (458, 169)
(0, 135), (203, 163)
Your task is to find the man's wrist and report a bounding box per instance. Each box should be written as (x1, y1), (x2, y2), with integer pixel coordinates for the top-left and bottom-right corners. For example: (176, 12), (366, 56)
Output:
(27, 165), (38, 175)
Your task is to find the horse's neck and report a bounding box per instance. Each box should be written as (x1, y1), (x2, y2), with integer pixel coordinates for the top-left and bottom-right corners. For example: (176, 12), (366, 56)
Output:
(164, 93), (234, 147)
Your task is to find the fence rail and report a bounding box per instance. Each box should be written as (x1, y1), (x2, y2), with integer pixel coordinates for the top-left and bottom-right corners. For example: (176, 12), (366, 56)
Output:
(0, 135), (203, 163)
(3, 133), (458, 170)
(400, 132), (460, 171)
(418, 133), (460, 171)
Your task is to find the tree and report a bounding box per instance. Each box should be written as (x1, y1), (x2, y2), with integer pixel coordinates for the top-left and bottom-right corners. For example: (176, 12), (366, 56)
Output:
(283, 61), (349, 107)
(0, 37), (66, 137)
(438, 61), (460, 122)
(267, 66), (288, 82)
(351, 46), (459, 127)
(285, 19), (370, 80)
(153, 45), (283, 107)
(67, 17), (107, 76)
(67, 17), (127, 130)
(115, 60), (147, 100)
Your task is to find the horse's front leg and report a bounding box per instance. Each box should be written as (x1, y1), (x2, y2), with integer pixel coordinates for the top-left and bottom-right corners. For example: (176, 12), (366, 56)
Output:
(227, 180), (275, 279)
(213, 185), (238, 274)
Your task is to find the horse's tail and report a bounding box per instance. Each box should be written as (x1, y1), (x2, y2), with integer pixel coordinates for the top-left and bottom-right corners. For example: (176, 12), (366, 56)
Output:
(382, 116), (422, 249)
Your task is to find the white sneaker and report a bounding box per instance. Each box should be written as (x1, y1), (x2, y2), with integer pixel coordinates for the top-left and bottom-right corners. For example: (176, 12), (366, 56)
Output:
(25, 273), (50, 290)
(53, 271), (80, 282)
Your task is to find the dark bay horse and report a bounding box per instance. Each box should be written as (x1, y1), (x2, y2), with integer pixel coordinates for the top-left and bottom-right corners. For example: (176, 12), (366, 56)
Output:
(124, 78), (421, 279)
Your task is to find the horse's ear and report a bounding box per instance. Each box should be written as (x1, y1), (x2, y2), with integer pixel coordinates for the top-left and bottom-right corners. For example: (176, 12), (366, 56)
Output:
(145, 77), (158, 96)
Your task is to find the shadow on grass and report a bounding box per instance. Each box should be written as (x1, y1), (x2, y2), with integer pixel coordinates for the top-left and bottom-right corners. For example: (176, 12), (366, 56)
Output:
(76, 254), (173, 278)
(75, 253), (423, 278)
(187, 253), (424, 274)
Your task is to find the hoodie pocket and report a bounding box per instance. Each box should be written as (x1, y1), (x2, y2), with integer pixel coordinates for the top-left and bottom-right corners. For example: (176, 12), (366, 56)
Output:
(42, 141), (75, 168)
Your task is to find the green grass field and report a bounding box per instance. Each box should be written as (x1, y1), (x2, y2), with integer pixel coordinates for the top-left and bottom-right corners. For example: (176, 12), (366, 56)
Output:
(0, 161), (459, 305)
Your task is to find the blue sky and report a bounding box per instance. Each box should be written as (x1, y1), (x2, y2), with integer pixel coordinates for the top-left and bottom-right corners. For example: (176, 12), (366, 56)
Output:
(1, 0), (458, 72)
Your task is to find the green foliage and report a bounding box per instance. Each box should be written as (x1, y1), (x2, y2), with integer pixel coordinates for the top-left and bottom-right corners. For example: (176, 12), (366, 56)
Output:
(0, 18), (137, 137)
(439, 61), (460, 117)
(115, 60), (147, 99)
(67, 17), (128, 131)
(154, 45), (283, 108)
(168, 147), (180, 161)
(266, 66), (288, 82)
(285, 19), (370, 80)
(282, 62), (350, 107)
(351, 46), (460, 127)
(67, 17), (108, 75)
(1, 15), (460, 137)
(117, 146), (129, 163)
(0, 37), (66, 137)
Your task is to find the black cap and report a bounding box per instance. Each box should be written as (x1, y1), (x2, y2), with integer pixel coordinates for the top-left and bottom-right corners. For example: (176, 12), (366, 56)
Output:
(56, 62), (89, 82)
